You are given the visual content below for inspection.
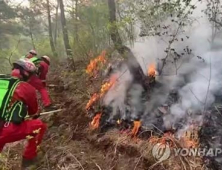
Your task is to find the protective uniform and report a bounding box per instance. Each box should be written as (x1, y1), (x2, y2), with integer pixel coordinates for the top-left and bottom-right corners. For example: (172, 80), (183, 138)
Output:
(0, 71), (47, 160)
(39, 60), (49, 87)
(28, 74), (51, 107)
(27, 57), (51, 107)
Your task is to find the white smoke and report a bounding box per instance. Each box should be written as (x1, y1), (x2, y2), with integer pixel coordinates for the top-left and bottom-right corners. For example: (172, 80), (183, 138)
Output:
(131, 0), (222, 128)
(103, 64), (133, 120)
(103, 0), (222, 132)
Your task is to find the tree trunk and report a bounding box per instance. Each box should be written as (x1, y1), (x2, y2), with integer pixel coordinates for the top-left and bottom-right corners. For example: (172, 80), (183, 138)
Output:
(107, 0), (147, 89)
(28, 0), (35, 49)
(71, 0), (78, 47)
(58, 0), (75, 70)
(75, 0), (79, 42)
(46, 0), (57, 57)
(54, 0), (59, 46)
(29, 22), (35, 49)
(107, 0), (124, 54)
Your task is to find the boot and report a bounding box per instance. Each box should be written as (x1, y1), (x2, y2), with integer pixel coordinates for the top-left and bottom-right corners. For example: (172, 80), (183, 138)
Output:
(21, 157), (36, 168)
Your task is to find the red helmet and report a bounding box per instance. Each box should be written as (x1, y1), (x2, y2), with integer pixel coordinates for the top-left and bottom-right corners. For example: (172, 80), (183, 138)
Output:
(29, 49), (37, 56)
(13, 59), (36, 73)
(41, 55), (50, 63)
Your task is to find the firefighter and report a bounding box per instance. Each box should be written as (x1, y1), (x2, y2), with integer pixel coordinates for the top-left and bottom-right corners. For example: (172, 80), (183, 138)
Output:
(21, 52), (56, 111)
(0, 59), (47, 167)
(21, 49), (37, 59)
(38, 55), (50, 87)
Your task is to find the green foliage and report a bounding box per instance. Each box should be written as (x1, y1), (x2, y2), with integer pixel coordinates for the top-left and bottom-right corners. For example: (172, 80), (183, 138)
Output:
(0, 0), (210, 73)
(0, 1), (22, 48)
(35, 38), (53, 57)
(67, 0), (110, 59)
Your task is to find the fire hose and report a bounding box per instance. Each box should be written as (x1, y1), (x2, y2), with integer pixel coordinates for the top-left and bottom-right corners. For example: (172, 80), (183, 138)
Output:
(26, 109), (63, 119)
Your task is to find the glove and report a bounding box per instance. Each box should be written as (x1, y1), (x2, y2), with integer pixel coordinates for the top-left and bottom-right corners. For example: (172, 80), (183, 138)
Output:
(32, 113), (40, 119)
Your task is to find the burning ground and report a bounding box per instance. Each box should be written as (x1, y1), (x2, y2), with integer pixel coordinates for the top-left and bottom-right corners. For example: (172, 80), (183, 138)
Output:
(83, 44), (222, 170)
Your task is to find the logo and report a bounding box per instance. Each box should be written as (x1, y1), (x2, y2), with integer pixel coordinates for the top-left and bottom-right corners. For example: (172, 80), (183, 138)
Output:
(25, 62), (35, 71)
(152, 143), (171, 162)
(152, 143), (222, 161)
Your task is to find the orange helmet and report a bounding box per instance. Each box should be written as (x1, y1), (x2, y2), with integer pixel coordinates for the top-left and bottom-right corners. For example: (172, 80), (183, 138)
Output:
(29, 49), (37, 56)
(41, 55), (50, 63)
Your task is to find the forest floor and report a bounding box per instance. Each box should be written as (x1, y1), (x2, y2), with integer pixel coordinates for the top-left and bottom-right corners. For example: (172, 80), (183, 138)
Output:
(0, 60), (204, 170)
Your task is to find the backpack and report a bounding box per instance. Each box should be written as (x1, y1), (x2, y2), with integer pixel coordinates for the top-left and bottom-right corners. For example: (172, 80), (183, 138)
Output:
(0, 78), (28, 124)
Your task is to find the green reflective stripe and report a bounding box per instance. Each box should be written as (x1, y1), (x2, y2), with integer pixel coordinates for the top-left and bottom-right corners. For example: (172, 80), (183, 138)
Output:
(8, 101), (22, 122)
(1, 79), (20, 118)
(2, 80), (18, 118)
(0, 80), (10, 109)
(29, 57), (40, 64)
(18, 102), (23, 118)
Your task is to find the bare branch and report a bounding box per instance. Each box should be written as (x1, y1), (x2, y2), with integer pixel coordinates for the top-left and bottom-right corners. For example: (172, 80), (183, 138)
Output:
(203, 56), (212, 112)
(210, 18), (222, 27)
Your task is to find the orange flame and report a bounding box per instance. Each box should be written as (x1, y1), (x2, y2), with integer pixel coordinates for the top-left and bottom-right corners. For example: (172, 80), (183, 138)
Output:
(180, 126), (199, 148)
(86, 75), (117, 110)
(90, 113), (102, 130)
(86, 93), (99, 110)
(181, 137), (199, 148)
(149, 128), (199, 148)
(117, 119), (122, 125)
(148, 64), (156, 77)
(86, 50), (107, 76)
(149, 132), (175, 147)
(131, 121), (141, 137)
(100, 75), (117, 97)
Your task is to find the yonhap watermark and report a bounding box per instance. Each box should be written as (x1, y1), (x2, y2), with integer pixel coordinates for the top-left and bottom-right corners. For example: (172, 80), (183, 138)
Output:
(152, 143), (222, 162)
(152, 143), (171, 162)
(174, 147), (222, 157)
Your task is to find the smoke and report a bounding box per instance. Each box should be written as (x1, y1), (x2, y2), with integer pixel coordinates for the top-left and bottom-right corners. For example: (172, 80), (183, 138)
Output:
(103, 64), (133, 120)
(103, 0), (222, 134)
(132, 0), (222, 128)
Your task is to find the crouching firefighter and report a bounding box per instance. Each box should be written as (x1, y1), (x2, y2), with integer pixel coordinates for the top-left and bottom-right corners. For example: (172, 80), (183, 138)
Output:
(0, 59), (47, 167)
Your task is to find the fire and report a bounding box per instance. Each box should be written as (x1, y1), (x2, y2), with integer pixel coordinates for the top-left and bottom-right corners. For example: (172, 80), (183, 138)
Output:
(147, 63), (156, 77)
(117, 119), (122, 125)
(180, 127), (199, 148)
(149, 128), (199, 148)
(86, 93), (99, 110)
(149, 132), (175, 147)
(100, 82), (113, 96)
(86, 50), (107, 76)
(90, 113), (102, 130)
(131, 121), (141, 137)
(100, 75), (117, 97)
(181, 137), (199, 148)
(86, 75), (117, 110)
